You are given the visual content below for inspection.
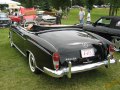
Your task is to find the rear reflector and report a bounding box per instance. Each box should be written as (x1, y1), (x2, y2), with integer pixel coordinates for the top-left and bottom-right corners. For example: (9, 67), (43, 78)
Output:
(52, 52), (60, 70)
(53, 52), (60, 61)
(109, 45), (115, 53)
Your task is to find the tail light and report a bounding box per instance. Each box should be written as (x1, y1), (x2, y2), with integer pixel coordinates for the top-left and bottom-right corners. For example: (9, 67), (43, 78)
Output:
(52, 52), (60, 70)
(109, 45), (115, 54)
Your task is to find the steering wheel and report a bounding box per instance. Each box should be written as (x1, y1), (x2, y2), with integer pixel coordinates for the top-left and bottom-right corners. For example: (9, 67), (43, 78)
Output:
(24, 21), (37, 28)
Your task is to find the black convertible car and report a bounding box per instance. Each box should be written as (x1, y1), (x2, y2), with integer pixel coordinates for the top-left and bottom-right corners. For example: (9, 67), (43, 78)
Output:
(84, 16), (120, 51)
(9, 23), (116, 78)
(0, 12), (11, 27)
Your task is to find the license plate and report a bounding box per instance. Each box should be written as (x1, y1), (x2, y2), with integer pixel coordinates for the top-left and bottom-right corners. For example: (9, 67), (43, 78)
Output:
(81, 48), (95, 58)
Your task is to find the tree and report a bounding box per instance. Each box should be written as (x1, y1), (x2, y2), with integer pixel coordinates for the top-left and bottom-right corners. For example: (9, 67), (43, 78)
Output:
(19, 0), (33, 7)
(108, 0), (120, 16)
(72, 0), (85, 7)
(49, 0), (70, 10)
(86, 0), (96, 10)
(95, 0), (106, 6)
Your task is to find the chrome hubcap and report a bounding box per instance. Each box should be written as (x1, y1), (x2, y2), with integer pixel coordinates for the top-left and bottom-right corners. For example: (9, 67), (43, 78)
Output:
(10, 33), (13, 47)
(112, 38), (120, 51)
(29, 53), (36, 72)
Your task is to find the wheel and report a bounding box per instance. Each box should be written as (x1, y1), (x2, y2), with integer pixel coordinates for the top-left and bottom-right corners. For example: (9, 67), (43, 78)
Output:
(111, 38), (120, 51)
(29, 51), (41, 74)
(9, 32), (14, 47)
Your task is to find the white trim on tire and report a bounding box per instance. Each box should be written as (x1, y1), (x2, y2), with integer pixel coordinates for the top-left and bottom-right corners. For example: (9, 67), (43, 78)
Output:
(112, 38), (120, 51)
(9, 32), (14, 47)
(29, 52), (37, 73)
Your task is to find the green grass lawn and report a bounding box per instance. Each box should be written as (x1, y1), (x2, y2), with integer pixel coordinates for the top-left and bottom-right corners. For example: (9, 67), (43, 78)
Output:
(0, 8), (120, 90)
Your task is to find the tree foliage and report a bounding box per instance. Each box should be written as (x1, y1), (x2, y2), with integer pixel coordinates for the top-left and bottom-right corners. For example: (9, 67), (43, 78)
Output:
(49, 0), (70, 10)
(18, 0), (119, 16)
(86, 0), (96, 10)
(72, 0), (85, 7)
(94, 0), (106, 5)
(108, 0), (120, 16)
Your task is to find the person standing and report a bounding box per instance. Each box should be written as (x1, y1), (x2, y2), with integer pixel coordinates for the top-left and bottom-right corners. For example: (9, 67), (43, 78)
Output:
(79, 7), (85, 24)
(86, 9), (91, 24)
(56, 7), (63, 24)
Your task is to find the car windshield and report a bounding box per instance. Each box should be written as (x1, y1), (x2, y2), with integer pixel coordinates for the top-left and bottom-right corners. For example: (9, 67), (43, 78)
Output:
(0, 14), (7, 18)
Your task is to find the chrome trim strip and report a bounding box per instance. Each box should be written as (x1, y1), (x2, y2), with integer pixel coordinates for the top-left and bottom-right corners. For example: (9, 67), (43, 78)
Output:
(43, 59), (116, 78)
(13, 29), (26, 40)
(27, 39), (51, 56)
(39, 38), (58, 52)
(13, 43), (26, 57)
(36, 66), (44, 72)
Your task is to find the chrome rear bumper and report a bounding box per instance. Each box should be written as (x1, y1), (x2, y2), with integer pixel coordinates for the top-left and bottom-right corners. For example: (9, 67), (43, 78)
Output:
(43, 58), (116, 78)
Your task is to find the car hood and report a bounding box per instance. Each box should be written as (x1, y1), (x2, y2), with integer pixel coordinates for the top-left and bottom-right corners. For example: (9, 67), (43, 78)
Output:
(38, 30), (104, 64)
(0, 17), (10, 20)
(42, 15), (56, 20)
(39, 30), (100, 47)
(39, 31), (103, 64)
(39, 30), (103, 53)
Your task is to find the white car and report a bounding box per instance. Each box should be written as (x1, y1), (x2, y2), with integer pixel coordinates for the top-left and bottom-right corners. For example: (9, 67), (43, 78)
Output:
(37, 11), (56, 24)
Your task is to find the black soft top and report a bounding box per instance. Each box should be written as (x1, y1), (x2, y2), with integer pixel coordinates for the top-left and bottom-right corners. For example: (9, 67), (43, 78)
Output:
(30, 24), (82, 32)
(101, 16), (120, 20)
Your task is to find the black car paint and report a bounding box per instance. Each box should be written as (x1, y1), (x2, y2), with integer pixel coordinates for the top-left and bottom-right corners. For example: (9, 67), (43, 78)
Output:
(10, 26), (56, 70)
(10, 25), (112, 71)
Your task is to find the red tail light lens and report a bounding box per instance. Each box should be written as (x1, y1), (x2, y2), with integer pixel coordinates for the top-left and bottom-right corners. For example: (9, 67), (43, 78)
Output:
(109, 45), (115, 53)
(52, 52), (60, 70)
(53, 52), (60, 61)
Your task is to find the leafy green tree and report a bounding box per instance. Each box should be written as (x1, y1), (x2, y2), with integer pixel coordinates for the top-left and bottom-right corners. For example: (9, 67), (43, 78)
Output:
(72, 0), (85, 7)
(108, 0), (120, 16)
(86, 0), (96, 10)
(42, 0), (51, 11)
(49, 0), (70, 10)
(95, 0), (106, 6)
(19, 0), (34, 7)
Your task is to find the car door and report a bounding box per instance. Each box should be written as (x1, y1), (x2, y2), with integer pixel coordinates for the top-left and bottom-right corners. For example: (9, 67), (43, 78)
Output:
(11, 25), (26, 55)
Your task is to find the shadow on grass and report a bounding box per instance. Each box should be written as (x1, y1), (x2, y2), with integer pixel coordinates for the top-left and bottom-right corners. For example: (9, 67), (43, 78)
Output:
(35, 68), (108, 88)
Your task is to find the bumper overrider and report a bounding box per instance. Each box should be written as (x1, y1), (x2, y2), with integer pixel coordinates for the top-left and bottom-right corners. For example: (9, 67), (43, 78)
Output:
(43, 54), (117, 78)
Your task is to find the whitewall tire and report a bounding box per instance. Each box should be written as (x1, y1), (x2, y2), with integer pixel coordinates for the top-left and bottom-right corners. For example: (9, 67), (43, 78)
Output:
(9, 32), (14, 47)
(29, 52), (40, 74)
(111, 38), (120, 51)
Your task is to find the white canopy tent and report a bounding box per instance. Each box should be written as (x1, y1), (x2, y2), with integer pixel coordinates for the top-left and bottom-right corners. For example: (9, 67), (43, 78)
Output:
(0, 0), (21, 5)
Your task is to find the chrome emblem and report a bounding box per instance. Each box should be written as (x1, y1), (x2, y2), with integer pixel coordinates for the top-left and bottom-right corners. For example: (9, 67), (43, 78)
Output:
(66, 57), (77, 61)
(68, 42), (90, 48)
(82, 42), (89, 48)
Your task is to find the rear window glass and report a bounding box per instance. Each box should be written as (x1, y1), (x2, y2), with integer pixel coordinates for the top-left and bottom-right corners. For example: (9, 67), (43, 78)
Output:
(98, 18), (111, 24)
(97, 18), (111, 27)
(116, 21), (120, 27)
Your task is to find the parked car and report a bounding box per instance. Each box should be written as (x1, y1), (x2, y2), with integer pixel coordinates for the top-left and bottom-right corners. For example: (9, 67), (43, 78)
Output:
(83, 16), (120, 51)
(9, 23), (116, 78)
(71, 5), (80, 8)
(37, 11), (56, 24)
(9, 7), (37, 24)
(0, 12), (11, 27)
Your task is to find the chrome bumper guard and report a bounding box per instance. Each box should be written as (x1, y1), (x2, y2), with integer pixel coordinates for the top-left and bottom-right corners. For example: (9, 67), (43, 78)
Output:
(43, 56), (117, 78)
